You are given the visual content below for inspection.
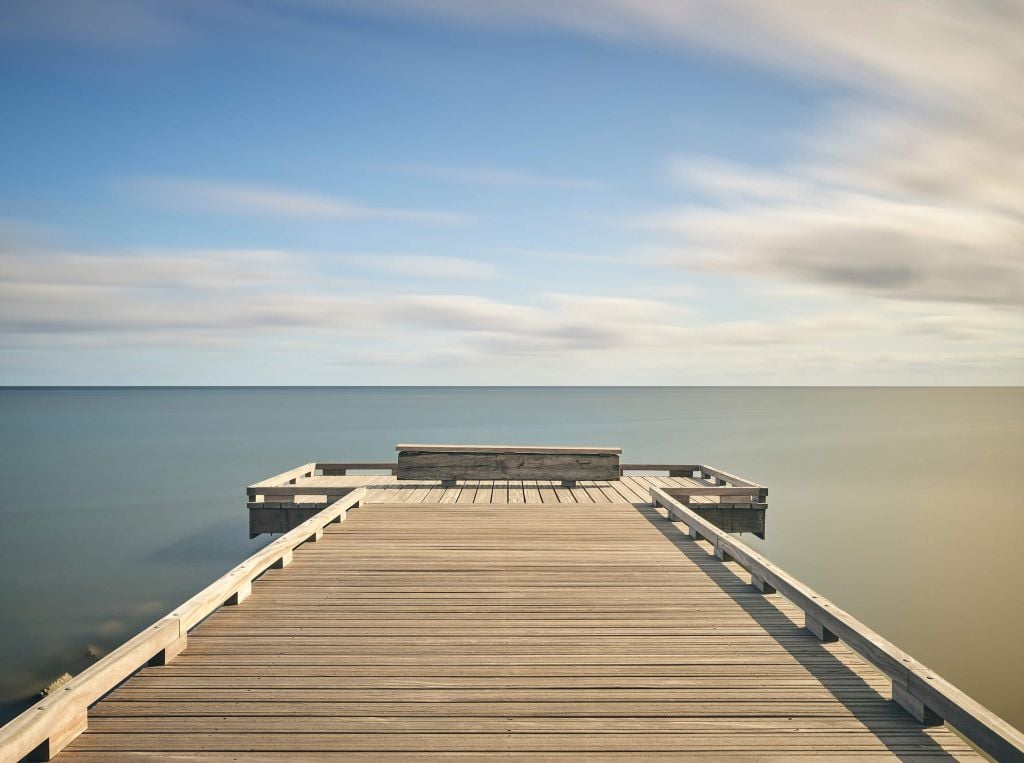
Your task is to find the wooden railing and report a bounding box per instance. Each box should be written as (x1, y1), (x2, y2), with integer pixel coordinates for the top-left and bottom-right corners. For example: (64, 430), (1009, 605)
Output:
(650, 486), (1024, 762)
(0, 488), (366, 763)
(621, 463), (764, 488)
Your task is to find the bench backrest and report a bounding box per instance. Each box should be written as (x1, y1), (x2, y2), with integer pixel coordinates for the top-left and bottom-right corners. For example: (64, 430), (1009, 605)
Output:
(396, 444), (621, 482)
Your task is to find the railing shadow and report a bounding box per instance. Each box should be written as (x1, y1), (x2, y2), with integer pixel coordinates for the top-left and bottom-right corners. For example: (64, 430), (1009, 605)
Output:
(631, 502), (961, 761)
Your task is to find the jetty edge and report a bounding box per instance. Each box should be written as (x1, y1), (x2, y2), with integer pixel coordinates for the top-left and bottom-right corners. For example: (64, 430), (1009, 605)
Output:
(0, 488), (365, 762)
(0, 443), (1018, 761)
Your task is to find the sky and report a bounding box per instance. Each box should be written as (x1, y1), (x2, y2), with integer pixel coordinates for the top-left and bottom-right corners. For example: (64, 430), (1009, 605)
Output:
(1, 0), (1022, 385)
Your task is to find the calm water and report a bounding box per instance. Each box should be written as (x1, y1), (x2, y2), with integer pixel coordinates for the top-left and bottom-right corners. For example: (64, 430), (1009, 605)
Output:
(0, 387), (1021, 729)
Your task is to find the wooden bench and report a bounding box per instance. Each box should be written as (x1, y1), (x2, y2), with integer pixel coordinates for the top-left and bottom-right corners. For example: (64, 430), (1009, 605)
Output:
(396, 444), (621, 486)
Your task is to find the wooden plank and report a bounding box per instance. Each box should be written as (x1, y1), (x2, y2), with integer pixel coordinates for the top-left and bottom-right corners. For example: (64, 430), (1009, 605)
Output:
(507, 481), (525, 504)
(456, 481), (480, 504)
(473, 480), (494, 504)
(523, 481), (542, 504)
(535, 480), (559, 504)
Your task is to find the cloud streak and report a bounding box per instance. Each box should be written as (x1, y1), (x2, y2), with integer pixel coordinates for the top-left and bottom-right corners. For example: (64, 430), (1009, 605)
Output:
(125, 177), (471, 225)
(3, 240), (1021, 383)
(391, 164), (605, 191)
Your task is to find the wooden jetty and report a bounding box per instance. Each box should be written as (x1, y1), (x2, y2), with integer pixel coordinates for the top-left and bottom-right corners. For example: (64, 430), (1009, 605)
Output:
(2, 444), (1022, 761)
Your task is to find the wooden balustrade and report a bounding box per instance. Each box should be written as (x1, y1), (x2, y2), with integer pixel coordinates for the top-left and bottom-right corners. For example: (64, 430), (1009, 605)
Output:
(0, 488), (366, 763)
(650, 486), (1024, 762)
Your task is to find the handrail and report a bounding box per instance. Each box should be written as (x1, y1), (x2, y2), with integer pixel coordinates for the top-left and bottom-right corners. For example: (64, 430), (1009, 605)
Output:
(247, 461), (765, 490)
(0, 487), (366, 763)
(620, 463), (764, 489)
(248, 461), (317, 488)
(650, 486), (1024, 761)
(317, 462), (397, 475)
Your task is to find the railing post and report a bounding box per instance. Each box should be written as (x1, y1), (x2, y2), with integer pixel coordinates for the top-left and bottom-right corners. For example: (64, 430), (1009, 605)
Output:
(751, 573), (776, 594)
(892, 683), (942, 726)
(805, 612), (838, 642)
(226, 580), (252, 605)
(25, 707), (87, 761)
(148, 631), (187, 666)
(272, 550), (293, 569)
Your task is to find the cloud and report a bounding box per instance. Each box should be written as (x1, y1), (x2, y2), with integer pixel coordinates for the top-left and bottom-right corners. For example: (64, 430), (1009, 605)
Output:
(311, 2), (1022, 105)
(0, 248), (296, 291)
(609, 4), (1024, 313)
(337, 253), (499, 280)
(391, 164), (605, 191)
(643, 188), (1024, 307)
(2, 237), (1021, 383)
(124, 177), (471, 225)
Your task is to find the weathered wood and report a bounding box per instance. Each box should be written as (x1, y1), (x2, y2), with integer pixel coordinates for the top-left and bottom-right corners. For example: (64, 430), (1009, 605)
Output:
(805, 612), (839, 643)
(0, 617), (180, 762)
(396, 446), (620, 481)
(248, 487), (362, 535)
(751, 573), (776, 595)
(651, 486), (1024, 760)
(0, 488), (369, 763)
(53, 497), (980, 760)
(147, 631), (187, 667)
(317, 463), (397, 476)
(247, 461), (317, 489)
(686, 504), (766, 536)
(398, 444), (622, 455)
(893, 682), (942, 726)
(8, 454), (1011, 761)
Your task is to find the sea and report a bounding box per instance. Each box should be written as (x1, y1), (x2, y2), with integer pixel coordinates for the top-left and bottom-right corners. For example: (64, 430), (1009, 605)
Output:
(0, 386), (1021, 728)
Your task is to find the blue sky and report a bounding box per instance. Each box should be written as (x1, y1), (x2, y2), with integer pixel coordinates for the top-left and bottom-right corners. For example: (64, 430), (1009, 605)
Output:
(2, 1), (1022, 384)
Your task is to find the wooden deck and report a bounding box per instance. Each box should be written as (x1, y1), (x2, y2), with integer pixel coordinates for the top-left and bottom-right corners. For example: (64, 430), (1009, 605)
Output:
(261, 474), (720, 506)
(58, 494), (978, 760)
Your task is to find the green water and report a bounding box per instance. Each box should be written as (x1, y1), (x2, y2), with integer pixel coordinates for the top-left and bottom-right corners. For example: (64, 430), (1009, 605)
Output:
(0, 387), (1021, 728)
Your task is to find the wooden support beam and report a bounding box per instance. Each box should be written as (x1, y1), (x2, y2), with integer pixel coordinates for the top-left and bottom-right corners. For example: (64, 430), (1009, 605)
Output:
(225, 580), (251, 605)
(893, 682), (943, 726)
(751, 573), (776, 594)
(805, 612), (839, 642)
(25, 711), (86, 762)
(715, 545), (734, 563)
(271, 550), (293, 569)
(147, 632), (187, 666)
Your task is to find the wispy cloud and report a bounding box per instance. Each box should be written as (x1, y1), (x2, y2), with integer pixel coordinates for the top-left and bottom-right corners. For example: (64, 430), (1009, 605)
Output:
(391, 163), (605, 191)
(643, 182), (1024, 307)
(336, 253), (499, 280)
(124, 177), (471, 225)
(604, 3), (1024, 313)
(3, 237), (1022, 383)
